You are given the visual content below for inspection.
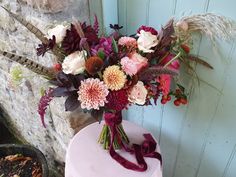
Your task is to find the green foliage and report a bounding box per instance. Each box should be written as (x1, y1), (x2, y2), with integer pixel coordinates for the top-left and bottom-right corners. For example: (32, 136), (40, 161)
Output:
(10, 66), (24, 85)
(112, 37), (118, 53)
(97, 50), (106, 60)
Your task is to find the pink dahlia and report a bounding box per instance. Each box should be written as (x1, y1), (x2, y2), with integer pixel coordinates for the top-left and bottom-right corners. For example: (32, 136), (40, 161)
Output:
(137, 25), (158, 35)
(78, 78), (109, 110)
(118, 37), (137, 47)
(157, 74), (171, 96)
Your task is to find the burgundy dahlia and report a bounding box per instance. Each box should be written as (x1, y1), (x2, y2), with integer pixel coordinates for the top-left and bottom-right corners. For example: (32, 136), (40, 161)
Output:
(137, 25), (158, 35)
(62, 23), (99, 55)
(106, 89), (129, 111)
(82, 22), (99, 44)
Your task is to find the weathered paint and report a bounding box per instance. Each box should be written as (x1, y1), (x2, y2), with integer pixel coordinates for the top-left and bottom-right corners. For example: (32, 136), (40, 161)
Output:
(97, 0), (236, 176)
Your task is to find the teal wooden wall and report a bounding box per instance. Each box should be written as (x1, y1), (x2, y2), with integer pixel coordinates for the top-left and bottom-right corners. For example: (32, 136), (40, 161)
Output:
(92, 1), (236, 177)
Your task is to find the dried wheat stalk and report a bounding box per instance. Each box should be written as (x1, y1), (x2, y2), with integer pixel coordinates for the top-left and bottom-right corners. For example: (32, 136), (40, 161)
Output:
(175, 13), (236, 44)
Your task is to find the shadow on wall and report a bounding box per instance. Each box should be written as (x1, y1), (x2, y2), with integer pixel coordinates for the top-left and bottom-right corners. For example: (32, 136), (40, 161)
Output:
(0, 105), (22, 144)
(0, 104), (26, 144)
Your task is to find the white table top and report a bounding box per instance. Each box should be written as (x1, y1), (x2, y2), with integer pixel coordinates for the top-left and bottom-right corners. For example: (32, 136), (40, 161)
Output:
(65, 120), (162, 177)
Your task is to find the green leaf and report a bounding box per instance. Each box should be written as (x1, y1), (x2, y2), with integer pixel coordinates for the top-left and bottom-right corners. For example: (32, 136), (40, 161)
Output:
(112, 37), (118, 53)
(40, 87), (46, 97)
(97, 50), (106, 60)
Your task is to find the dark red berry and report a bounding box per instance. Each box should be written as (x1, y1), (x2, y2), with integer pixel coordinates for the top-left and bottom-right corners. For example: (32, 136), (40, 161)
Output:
(54, 63), (62, 71)
(180, 98), (188, 105)
(167, 95), (171, 101)
(181, 44), (190, 54)
(174, 99), (181, 106)
(161, 99), (167, 104)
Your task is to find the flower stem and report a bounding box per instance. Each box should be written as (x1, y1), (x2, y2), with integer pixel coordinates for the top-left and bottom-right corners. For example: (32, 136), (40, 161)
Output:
(163, 52), (181, 68)
(98, 123), (129, 150)
(117, 125), (129, 144)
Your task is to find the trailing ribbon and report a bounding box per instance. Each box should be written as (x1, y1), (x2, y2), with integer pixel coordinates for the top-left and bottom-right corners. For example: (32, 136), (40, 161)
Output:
(104, 112), (162, 172)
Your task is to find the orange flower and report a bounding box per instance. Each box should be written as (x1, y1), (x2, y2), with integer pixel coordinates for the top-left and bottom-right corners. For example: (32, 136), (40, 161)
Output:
(103, 65), (126, 90)
(85, 56), (104, 75)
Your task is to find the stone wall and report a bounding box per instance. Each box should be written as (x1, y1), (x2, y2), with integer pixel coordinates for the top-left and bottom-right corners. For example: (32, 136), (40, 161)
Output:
(0, 0), (95, 173)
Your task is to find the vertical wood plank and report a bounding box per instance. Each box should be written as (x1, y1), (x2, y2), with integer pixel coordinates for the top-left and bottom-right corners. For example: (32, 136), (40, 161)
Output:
(119, 0), (149, 126)
(159, 1), (206, 177)
(125, 105), (144, 126)
(195, 45), (236, 177)
(148, 0), (175, 29)
(118, 0), (127, 34)
(223, 145), (236, 177)
(225, 144), (236, 177)
(142, 102), (163, 140)
(88, 0), (104, 33)
(126, 0), (149, 35)
(115, 1), (236, 177)
(192, 1), (236, 177)
(102, 0), (118, 34)
(173, 85), (221, 177)
(175, 0), (207, 16)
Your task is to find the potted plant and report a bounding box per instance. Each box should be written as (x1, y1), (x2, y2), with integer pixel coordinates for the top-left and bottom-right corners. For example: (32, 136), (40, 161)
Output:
(0, 144), (49, 177)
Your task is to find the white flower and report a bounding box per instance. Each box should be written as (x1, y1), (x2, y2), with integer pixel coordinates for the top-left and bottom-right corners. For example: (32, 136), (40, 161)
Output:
(128, 81), (148, 105)
(137, 30), (159, 53)
(47, 25), (67, 43)
(62, 50), (87, 75)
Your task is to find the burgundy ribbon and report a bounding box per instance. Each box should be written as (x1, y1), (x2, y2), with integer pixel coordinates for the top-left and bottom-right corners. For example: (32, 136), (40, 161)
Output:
(104, 112), (162, 172)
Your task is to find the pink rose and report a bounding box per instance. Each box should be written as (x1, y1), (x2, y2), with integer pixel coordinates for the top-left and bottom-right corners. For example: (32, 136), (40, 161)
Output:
(128, 81), (148, 105)
(120, 53), (148, 76)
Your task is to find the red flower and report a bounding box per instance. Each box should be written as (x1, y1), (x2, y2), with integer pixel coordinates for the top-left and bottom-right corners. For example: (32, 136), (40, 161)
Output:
(62, 23), (99, 55)
(157, 74), (171, 96)
(137, 25), (158, 35)
(106, 89), (129, 111)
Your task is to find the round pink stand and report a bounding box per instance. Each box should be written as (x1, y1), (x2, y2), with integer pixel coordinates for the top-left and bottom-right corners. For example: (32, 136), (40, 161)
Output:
(65, 120), (162, 177)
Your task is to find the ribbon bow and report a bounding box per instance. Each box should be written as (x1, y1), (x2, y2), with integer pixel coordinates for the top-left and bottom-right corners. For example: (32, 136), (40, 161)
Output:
(104, 112), (162, 172)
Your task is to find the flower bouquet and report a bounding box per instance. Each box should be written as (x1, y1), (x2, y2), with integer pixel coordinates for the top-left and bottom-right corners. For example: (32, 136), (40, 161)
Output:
(1, 7), (236, 171)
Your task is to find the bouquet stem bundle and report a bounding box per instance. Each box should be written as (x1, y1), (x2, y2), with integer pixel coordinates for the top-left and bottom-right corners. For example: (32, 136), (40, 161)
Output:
(98, 124), (129, 150)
